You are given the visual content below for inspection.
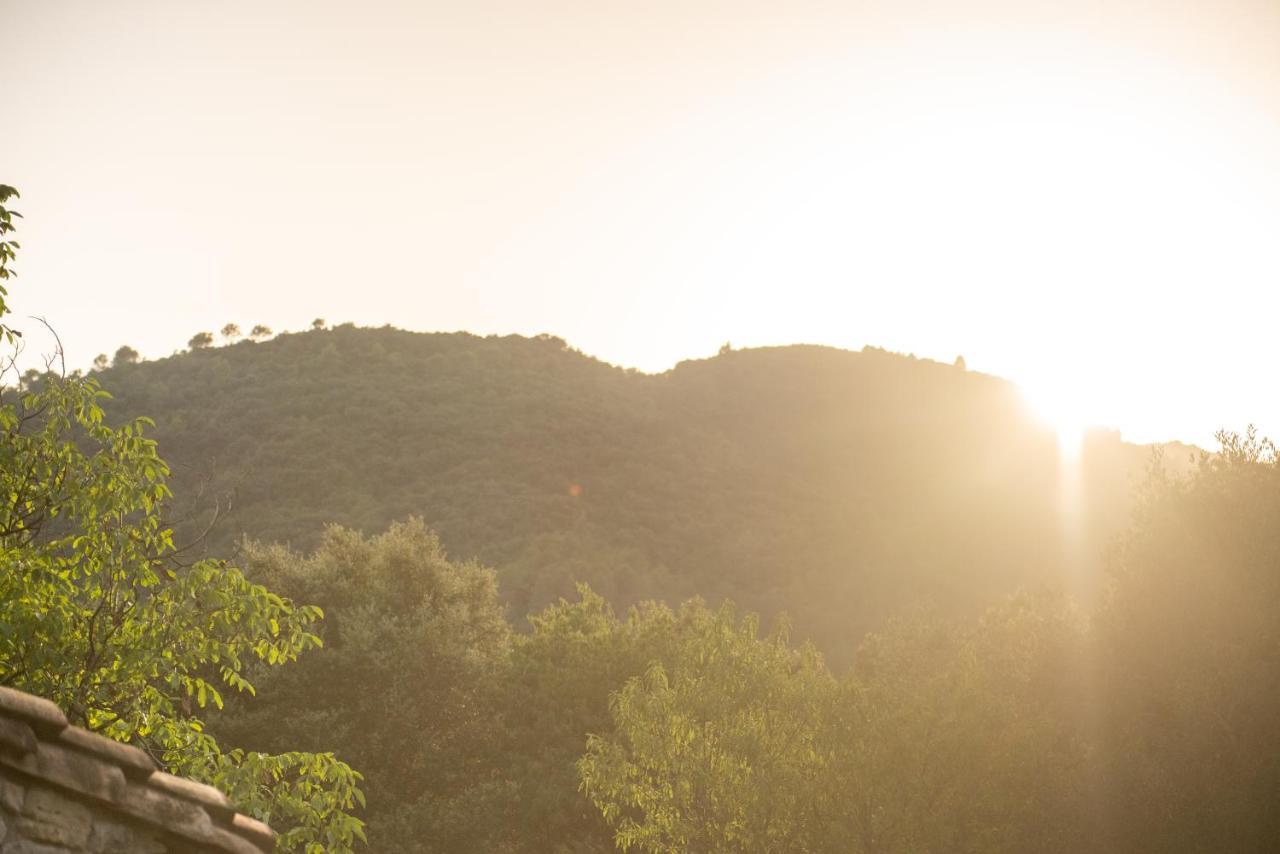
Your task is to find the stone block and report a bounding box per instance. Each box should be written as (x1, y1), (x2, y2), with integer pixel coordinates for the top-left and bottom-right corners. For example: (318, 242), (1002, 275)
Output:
(2, 840), (74, 854)
(30, 742), (126, 805)
(88, 818), (167, 853)
(198, 824), (270, 854)
(0, 686), (277, 852)
(0, 721), (35, 759)
(16, 785), (92, 847)
(0, 778), (24, 813)
(118, 780), (215, 845)
(0, 691), (67, 737)
(56, 729), (156, 778)
(230, 812), (275, 851)
(145, 771), (232, 821)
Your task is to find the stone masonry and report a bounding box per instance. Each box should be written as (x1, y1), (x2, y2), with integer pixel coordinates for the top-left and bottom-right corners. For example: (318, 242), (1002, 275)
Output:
(0, 686), (274, 853)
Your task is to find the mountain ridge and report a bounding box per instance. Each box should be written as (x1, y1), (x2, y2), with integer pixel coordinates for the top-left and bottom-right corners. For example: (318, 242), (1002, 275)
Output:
(93, 324), (1168, 656)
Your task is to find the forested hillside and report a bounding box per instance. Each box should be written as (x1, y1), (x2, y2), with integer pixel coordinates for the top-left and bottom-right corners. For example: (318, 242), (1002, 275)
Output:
(96, 325), (1162, 655)
(13, 306), (1269, 854)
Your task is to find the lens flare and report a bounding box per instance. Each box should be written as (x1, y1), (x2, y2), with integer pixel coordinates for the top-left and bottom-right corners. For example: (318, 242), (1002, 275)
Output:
(1020, 380), (1090, 464)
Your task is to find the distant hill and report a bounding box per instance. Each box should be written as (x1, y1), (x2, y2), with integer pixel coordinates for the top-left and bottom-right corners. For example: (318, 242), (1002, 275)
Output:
(96, 326), (1171, 657)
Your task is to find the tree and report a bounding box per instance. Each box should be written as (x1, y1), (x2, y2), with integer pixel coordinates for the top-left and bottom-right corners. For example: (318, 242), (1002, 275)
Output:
(217, 520), (509, 852)
(188, 331), (214, 349)
(578, 595), (1087, 854)
(0, 372), (366, 852)
(0, 186), (366, 852)
(92, 353), (109, 371)
(311, 318), (326, 330)
(113, 345), (139, 366)
(1093, 428), (1280, 851)
(0, 184), (20, 344)
(250, 324), (273, 340)
(579, 603), (835, 852)
(488, 586), (688, 852)
(86, 327), (1138, 667)
(822, 599), (1087, 853)
(221, 323), (242, 344)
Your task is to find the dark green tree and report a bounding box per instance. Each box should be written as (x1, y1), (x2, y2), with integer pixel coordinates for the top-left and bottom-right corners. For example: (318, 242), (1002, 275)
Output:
(219, 520), (510, 853)
(488, 586), (690, 852)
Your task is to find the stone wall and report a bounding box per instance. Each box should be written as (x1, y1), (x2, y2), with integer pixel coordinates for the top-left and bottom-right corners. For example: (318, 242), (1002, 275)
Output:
(0, 687), (273, 854)
(0, 776), (171, 853)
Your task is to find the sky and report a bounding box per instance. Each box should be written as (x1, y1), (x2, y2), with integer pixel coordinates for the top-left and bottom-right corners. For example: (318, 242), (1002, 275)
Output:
(5, 0), (1280, 446)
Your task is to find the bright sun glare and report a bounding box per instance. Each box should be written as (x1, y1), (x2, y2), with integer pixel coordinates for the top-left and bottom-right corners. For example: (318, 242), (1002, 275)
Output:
(1020, 380), (1090, 462)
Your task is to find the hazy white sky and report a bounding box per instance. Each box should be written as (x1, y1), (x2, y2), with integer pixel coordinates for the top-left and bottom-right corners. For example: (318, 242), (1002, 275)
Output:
(6, 0), (1280, 445)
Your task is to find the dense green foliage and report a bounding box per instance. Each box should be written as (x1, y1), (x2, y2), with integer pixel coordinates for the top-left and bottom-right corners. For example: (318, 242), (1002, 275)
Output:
(0, 184), (21, 344)
(220, 536), (686, 851)
(0, 193), (365, 853)
(217, 432), (1280, 852)
(0, 366), (367, 854)
(569, 435), (1279, 853)
(491, 589), (689, 852)
(580, 595), (1086, 852)
(579, 607), (835, 851)
(218, 520), (510, 852)
(9, 182), (1275, 852)
(94, 326), (1166, 661)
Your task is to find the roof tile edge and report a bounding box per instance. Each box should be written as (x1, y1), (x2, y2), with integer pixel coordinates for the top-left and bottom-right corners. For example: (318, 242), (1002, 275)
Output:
(0, 685), (276, 853)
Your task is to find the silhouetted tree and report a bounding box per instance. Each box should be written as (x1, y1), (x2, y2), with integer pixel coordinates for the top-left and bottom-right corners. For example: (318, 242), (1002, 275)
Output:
(188, 332), (213, 349)
(113, 345), (139, 366)
(954, 355), (967, 370)
(311, 318), (326, 330)
(92, 353), (109, 371)
(1095, 427), (1280, 851)
(250, 324), (273, 341)
(221, 323), (241, 344)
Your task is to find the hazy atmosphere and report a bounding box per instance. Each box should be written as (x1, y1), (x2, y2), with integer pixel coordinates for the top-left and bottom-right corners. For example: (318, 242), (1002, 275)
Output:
(5, 3), (1280, 853)
(8, 0), (1280, 444)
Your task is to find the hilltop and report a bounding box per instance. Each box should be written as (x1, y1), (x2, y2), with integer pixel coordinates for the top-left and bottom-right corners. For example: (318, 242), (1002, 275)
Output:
(96, 325), (1160, 655)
